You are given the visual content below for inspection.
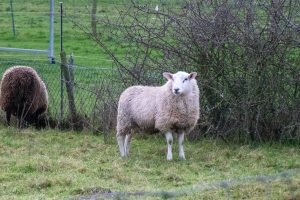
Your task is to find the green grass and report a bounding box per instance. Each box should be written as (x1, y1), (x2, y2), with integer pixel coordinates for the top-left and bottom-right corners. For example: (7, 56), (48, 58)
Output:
(0, 126), (299, 199)
(0, 0), (129, 66)
(0, 0), (179, 66)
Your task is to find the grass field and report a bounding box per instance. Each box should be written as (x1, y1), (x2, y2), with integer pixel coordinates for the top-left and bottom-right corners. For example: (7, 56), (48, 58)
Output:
(0, 0), (167, 66)
(0, 126), (299, 199)
(0, 0), (126, 66)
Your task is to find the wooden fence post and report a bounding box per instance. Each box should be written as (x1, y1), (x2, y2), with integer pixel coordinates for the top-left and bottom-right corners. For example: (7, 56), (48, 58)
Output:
(60, 51), (77, 125)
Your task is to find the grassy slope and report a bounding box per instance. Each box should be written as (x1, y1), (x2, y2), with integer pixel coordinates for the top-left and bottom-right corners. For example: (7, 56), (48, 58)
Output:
(0, 126), (299, 199)
(0, 0), (127, 67)
(0, 0), (134, 118)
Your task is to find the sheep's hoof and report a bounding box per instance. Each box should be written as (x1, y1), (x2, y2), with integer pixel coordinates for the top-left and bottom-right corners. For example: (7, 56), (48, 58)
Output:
(120, 153), (126, 157)
(179, 156), (186, 161)
(120, 153), (129, 159)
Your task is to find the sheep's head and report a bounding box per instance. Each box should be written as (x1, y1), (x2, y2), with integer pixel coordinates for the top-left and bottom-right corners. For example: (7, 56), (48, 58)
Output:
(163, 71), (197, 95)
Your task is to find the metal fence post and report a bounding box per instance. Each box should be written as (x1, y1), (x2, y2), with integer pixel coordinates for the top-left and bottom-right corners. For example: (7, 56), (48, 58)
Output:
(49, 0), (55, 63)
(60, 2), (64, 124)
(0, 0), (55, 62)
(10, 0), (16, 37)
(63, 53), (77, 126)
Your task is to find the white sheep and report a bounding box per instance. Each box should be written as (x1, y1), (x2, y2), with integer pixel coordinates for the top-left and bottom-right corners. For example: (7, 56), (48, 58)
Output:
(116, 71), (200, 160)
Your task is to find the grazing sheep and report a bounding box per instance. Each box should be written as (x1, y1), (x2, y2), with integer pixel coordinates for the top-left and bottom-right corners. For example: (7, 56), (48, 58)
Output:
(0, 66), (48, 128)
(117, 71), (200, 160)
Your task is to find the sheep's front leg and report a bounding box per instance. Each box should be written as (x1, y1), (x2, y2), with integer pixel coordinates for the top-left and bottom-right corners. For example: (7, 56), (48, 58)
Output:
(165, 132), (173, 161)
(178, 132), (186, 160)
(124, 134), (132, 156)
(116, 134), (126, 157)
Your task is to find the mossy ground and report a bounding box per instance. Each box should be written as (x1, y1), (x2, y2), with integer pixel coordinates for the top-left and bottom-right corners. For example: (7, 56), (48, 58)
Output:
(0, 126), (299, 199)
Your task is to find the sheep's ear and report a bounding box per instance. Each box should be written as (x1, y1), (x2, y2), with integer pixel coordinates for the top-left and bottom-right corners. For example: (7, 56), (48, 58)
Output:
(189, 72), (197, 79)
(163, 72), (173, 80)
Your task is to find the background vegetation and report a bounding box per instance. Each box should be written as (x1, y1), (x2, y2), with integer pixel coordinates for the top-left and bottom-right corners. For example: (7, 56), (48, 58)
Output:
(1, 0), (298, 142)
(82, 0), (300, 142)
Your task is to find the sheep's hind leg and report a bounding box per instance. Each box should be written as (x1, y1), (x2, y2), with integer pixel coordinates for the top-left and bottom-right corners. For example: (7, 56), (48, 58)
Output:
(165, 132), (173, 161)
(124, 133), (132, 156)
(178, 132), (186, 160)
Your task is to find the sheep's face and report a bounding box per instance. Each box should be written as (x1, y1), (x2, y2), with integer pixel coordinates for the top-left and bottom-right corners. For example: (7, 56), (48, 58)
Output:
(163, 71), (197, 96)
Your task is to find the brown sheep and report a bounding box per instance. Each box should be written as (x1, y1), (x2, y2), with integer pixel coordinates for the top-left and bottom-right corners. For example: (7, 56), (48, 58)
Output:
(0, 66), (48, 128)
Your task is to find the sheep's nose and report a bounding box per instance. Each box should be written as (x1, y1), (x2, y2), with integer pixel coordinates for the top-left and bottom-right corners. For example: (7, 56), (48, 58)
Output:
(174, 88), (180, 94)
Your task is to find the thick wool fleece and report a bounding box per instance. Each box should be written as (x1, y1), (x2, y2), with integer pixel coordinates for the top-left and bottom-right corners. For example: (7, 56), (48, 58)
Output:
(0, 66), (48, 119)
(117, 79), (199, 135)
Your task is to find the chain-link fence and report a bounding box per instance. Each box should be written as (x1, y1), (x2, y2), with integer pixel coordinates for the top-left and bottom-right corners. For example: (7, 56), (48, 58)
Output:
(0, 0), (171, 137)
(0, 57), (124, 136)
(70, 168), (300, 199)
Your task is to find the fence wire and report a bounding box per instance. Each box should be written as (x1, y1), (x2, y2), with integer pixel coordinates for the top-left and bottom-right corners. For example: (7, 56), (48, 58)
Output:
(69, 168), (300, 199)
(0, 58), (123, 132)
(0, 0), (214, 130)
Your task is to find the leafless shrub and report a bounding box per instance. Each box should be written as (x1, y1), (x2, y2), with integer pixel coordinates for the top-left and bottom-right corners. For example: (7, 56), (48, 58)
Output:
(74, 0), (300, 142)
(87, 70), (121, 143)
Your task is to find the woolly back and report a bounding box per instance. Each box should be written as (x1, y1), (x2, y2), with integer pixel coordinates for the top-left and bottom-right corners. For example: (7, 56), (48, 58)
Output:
(0, 66), (44, 114)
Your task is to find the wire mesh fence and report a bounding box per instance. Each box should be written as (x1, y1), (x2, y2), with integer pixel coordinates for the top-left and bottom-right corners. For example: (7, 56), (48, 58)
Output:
(69, 168), (300, 199)
(0, 0), (173, 135)
(0, 57), (124, 135)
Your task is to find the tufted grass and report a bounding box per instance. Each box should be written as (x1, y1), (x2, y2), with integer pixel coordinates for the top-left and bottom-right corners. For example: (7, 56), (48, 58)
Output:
(0, 126), (299, 199)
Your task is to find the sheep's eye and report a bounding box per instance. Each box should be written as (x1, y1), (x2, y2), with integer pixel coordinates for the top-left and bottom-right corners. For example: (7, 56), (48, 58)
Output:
(183, 78), (188, 83)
